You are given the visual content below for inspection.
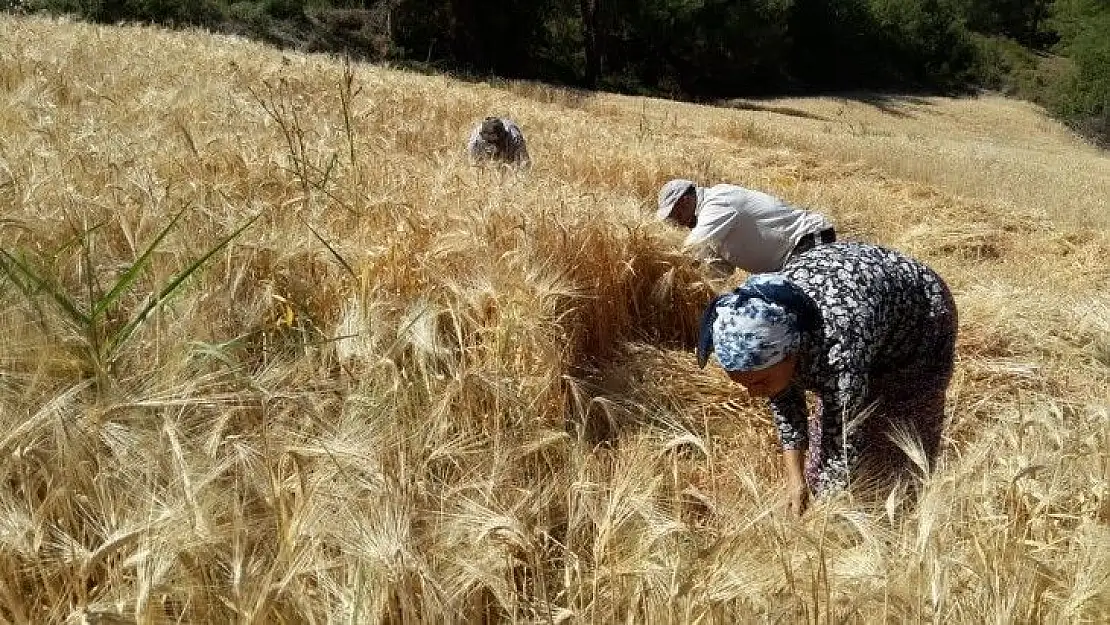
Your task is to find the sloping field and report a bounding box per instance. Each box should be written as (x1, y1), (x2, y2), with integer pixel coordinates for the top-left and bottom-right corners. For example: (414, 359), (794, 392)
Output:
(0, 14), (1108, 623)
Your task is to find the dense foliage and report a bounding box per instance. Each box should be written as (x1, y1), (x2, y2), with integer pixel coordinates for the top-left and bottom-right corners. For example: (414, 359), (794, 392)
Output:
(1048, 0), (1110, 144)
(8, 0), (1108, 144)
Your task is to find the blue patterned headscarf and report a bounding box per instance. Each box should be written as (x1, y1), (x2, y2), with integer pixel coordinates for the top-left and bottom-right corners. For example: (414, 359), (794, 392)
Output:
(697, 274), (821, 372)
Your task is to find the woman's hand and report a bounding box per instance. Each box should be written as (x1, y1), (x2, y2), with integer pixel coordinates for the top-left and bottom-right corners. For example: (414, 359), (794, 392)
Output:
(787, 479), (810, 517)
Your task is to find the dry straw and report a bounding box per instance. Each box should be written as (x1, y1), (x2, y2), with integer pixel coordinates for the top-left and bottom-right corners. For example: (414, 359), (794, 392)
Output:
(0, 13), (1108, 624)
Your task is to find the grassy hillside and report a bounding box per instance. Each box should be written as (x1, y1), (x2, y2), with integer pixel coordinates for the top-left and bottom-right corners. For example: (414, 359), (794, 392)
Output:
(0, 14), (1108, 623)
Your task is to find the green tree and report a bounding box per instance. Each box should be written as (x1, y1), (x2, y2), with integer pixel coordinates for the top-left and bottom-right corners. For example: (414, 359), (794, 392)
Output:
(1050, 0), (1110, 144)
(960, 0), (1056, 47)
(787, 0), (886, 88)
(579, 0), (791, 96)
(868, 0), (979, 89)
(391, 0), (567, 78)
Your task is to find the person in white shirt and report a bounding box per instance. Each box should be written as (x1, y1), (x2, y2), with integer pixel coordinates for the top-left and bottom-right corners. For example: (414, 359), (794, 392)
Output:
(656, 179), (836, 274)
(467, 117), (531, 168)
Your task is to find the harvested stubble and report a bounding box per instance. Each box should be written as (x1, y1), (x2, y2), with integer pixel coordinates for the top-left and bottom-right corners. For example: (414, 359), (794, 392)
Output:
(0, 13), (1108, 624)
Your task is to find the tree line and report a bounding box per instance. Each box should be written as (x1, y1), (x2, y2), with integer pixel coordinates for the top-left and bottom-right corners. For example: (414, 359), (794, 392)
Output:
(9, 0), (1109, 145)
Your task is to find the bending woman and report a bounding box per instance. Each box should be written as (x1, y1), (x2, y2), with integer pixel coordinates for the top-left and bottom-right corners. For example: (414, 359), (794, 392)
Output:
(698, 242), (957, 514)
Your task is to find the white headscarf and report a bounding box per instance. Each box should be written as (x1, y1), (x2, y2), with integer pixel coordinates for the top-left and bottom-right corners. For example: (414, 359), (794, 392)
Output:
(706, 275), (802, 372)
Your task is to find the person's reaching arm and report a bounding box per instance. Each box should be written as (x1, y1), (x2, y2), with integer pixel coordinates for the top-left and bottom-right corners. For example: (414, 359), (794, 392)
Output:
(512, 132), (531, 168)
(783, 449), (808, 515)
(683, 193), (739, 252)
(466, 128), (486, 162)
(770, 384), (811, 515)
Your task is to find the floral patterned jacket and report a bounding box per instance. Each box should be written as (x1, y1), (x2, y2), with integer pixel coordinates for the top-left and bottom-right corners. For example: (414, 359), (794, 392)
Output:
(768, 242), (957, 491)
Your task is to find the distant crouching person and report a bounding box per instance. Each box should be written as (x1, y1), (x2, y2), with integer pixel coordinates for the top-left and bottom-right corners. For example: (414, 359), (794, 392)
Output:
(467, 117), (531, 168)
(697, 243), (958, 515)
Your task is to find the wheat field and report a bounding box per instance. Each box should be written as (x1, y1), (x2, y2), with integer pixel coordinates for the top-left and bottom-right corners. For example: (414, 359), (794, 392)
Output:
(0, 14), (1108, 624)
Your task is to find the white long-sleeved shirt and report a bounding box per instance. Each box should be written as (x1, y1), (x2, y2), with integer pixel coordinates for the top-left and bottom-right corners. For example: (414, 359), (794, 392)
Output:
(683, 184), (833, 274)
(467, 118), (530, 167)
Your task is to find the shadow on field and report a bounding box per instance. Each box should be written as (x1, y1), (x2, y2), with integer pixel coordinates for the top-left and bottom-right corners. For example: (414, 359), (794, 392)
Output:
(718, 99), (831, 121)
(717, 91), (937, 120)
(831, 91), (937, 118)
